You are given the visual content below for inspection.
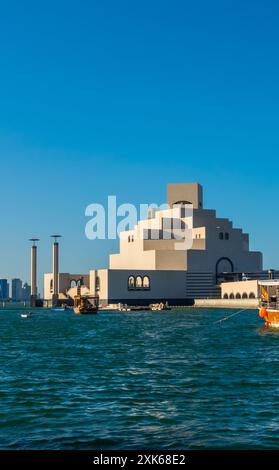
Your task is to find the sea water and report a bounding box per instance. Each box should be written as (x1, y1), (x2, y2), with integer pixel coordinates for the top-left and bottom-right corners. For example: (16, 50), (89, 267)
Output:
(0, 308), (278, 449)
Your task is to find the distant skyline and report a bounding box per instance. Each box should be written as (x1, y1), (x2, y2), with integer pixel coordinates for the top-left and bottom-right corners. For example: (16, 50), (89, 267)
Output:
(0, 0), (279, 292)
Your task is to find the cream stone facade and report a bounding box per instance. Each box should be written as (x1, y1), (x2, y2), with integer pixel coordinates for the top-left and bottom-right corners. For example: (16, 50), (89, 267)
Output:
(44, 273), (89, 301)
(89, 183), (263, 305)
(221, 280), (259, 300)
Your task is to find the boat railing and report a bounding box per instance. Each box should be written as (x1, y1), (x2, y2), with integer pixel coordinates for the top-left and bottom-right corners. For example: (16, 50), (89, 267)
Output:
(260, 300), (278, 310)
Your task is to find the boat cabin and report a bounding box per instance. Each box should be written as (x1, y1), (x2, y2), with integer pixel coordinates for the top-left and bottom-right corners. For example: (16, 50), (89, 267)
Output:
(73, 294), (99, 314)
(259, 280), (279, 310)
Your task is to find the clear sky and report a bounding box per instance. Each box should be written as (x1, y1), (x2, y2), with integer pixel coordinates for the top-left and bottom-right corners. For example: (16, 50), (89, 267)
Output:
(0, 0), (278, 292)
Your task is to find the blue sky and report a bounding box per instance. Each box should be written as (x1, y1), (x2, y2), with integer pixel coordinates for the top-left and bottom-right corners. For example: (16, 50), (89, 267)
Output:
(0, 0), (278, 292)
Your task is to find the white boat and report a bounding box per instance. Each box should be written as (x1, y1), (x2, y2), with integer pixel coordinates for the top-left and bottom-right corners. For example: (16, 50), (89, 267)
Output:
(20, 313), (32, 318)
(119, 306), (131, 312)
(150, 302), (170, 311)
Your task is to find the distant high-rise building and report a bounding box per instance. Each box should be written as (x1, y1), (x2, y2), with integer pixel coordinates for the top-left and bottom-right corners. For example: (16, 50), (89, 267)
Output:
(22, 282), (31, 302)
(0, 279), (9, 300)
(11, 278), (22, 302)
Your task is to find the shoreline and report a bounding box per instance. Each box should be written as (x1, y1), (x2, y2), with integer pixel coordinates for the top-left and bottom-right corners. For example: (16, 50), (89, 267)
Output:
(193, 298), (258, 309)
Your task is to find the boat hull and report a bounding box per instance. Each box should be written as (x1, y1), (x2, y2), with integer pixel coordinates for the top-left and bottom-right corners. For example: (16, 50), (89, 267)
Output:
(74, 307), (98, 315)
(259, 307), (279, 328)
(73, 294), (99, 315)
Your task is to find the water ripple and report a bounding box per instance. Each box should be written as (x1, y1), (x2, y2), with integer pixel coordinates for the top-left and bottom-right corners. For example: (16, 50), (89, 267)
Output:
(0, 308), (278, 449)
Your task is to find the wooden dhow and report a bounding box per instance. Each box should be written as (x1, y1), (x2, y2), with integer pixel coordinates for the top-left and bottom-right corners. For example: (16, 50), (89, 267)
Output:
(259, 280), (279, 327)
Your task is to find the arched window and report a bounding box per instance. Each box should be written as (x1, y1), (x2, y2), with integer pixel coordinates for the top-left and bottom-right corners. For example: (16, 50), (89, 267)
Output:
(223, 293), (228, 299)
(143, 276), (150, 289)
(229, 293), (235, 299)
(70, 280), (77, 288)
(242, 292), (248, 299)
(136, 276), (143, 288)
(225, 232), (229, 240)
(236, 293), (241, 299)
(128, 236), (130, 243)
(95, 276), (100, 291)
(249, 292), (256, 299)
(173, 200), (192, 206)
(215, 257), (234, 284)
(128, 276), (135, 290)
(50, 279), (53, 292)
(219, 232), (224, 240)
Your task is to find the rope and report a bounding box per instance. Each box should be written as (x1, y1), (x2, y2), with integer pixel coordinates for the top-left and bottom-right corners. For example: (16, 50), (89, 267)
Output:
(213, 307), (252, 324)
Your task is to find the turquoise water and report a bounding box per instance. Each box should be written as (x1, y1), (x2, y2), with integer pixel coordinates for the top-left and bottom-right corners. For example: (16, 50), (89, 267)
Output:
(0, 308), (278, 450)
